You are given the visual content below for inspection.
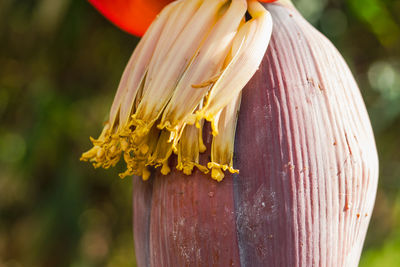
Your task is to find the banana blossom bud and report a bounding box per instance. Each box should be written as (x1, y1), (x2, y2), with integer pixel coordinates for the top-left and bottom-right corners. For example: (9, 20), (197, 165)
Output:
(81, 0), (273, 181)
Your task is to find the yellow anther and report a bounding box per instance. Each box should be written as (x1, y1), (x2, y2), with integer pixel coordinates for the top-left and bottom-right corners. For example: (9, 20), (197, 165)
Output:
(211, 168), (224, 182)
(183, 165), (193, 176)
(142, 167), (151, 181)
(160, 163), (171, 175)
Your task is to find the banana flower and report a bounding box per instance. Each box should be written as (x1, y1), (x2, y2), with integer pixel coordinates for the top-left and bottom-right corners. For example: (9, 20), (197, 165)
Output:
(83, 0), (379, 266)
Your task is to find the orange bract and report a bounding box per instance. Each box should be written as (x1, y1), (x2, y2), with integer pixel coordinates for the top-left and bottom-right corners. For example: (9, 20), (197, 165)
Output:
(89, 0), (173, 36)
(89, 0), (277, 36)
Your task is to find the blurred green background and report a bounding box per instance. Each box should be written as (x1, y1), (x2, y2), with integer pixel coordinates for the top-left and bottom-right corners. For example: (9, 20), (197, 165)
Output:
(0, 0), (399, 266)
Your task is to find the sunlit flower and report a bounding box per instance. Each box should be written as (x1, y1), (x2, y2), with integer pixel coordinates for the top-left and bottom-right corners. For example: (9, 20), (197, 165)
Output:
(81, 1), (379, 265)
(81, 0), (274, 181)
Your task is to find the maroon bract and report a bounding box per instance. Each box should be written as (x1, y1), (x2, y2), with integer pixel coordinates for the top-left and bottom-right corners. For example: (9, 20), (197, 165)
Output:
(85, 0), (378, 266)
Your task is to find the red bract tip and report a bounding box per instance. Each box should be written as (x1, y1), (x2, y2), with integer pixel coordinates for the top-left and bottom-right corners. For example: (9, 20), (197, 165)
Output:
(88, 0), (173, 36)
(89, 0), (278, 37)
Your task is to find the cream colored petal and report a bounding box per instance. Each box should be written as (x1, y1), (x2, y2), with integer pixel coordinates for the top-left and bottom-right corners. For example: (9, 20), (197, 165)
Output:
(198, 0), (272, 125)
(159, 0), (247, 134)
(131, 0), (228, 134)
(146, 0), (202, 78)
(117, 1), (182, 127)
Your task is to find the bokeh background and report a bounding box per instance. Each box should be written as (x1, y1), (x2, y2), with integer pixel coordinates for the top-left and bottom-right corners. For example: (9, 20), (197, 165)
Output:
(0, 0), (399, 266)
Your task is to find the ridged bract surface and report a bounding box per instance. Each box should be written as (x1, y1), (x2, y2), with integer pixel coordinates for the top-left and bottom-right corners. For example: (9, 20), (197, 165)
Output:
(132, 3), (379, 266)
